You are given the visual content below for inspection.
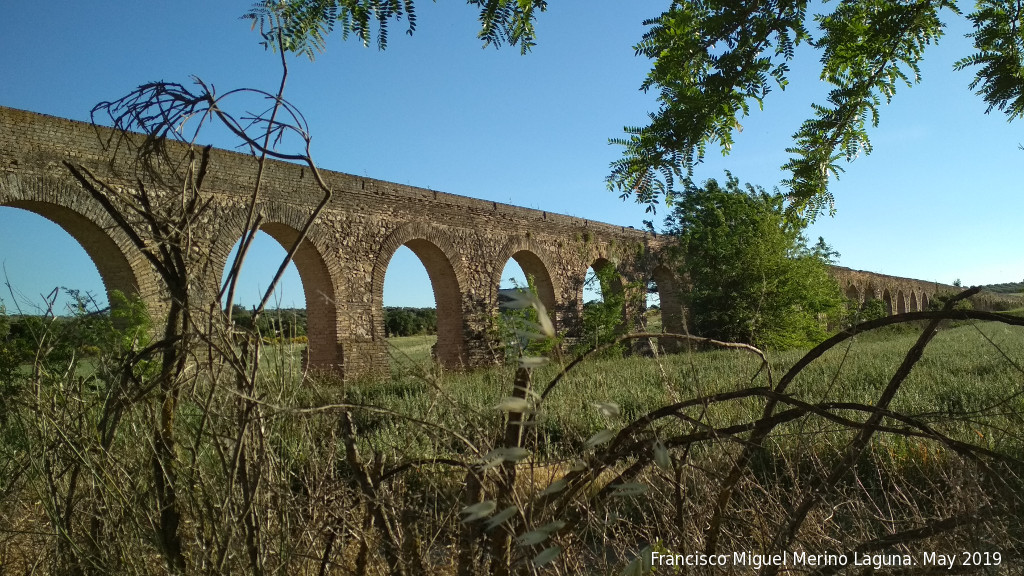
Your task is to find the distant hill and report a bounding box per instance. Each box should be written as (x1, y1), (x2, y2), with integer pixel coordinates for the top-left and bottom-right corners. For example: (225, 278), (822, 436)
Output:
(982, 282), (1024, 295)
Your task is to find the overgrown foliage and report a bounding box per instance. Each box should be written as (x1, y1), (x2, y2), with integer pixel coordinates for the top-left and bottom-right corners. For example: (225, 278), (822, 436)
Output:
(243, 0), (547, 55)
(577, 264), (629, 357)
(6, 278), (1024, 574)
(230, 304), (308, 337)
(4, 3), (1023, 573)
(493, 279), (562, 365)
(663, 175), (845, 349)
(609, 0), (1024, 217)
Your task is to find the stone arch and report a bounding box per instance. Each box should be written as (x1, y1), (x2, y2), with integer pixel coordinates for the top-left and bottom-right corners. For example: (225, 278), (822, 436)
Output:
(896, 289), (907, 314)
(212, 204), (342, 370)
(264, 222), (338, 368)
(372, 223), (467, 368)
(863, 283), (878, 302)
(922, 293), (930, 311)
(587, 257), (625, 300)
(0, 174), (157, 309)
(492, 237), (559, 322)
(882, 289), (894, 316)
(844, 284), (860, 303)
(210, 203), (344, 368)
(572, 256), (627, 340)
(909, 291), (919, 312)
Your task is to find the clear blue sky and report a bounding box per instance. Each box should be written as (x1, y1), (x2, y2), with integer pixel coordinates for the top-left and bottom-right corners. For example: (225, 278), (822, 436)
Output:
(1, 1), (1021, 313)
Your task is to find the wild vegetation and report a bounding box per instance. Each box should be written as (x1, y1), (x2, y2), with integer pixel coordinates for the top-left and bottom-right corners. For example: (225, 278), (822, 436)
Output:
(661, 175), (845, 350)
(3, 2), (1024, 573)
(3, 289), (1024, 574)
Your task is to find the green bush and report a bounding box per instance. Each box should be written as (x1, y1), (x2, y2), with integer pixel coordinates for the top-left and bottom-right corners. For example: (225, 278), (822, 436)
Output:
(662, 175), (845, 349)
(575, 264), (627, 357)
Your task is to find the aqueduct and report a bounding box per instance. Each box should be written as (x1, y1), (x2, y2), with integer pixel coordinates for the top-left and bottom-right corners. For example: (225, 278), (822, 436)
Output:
(0, 107), (967, 378)
(831, 266), (958, 316)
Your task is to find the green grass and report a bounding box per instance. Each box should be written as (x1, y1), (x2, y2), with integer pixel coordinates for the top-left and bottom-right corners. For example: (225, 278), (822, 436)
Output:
(343, 320), (1024, 463)
(6, 319), (1022, 573)
(387, 333), (439, 370)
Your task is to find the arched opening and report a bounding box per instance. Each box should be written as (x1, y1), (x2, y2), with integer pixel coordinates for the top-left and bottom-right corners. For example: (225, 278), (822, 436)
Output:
(381, 240), (466, 369)
(650, 266), (685, 333)
(922, 293), (931, 311)
(0, 202), (139, 312)
(498, 250), (557, 318)
(220, 224), (338, 369)
(882, 289), (894, 316)
(844, 284), (860, 304)
(863, 283), (878, 303)
(579, 258), (626, 347)
(495, 251), (558, 361)
(896, 289), (907, 314)
(909, 291), (919, 312)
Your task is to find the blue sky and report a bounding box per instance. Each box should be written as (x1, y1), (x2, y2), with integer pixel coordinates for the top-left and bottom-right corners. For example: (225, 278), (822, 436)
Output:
(1, 1), (1021, 313)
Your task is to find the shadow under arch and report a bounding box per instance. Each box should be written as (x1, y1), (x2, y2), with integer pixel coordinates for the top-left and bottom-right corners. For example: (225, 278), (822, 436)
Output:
(492, 238), (559, 323)
(372, 223), (467, 369)
(896, 289), (907, 314)
(882, 288), (894, 316)
(2, 199), (143, 307)
(863, 283), (878, 303)
(844, 284), (860, 303)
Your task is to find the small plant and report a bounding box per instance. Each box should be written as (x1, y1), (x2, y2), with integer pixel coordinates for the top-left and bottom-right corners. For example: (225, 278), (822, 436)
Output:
(495, 276), (561, 363)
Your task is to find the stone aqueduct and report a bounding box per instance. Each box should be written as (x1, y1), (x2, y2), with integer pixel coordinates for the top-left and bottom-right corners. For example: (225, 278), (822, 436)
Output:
(831, 267), (958, 316)
(1, 107), (960, 378)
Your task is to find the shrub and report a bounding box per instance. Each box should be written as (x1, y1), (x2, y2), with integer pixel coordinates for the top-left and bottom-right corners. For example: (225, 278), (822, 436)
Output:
(662, 174), (845, 349)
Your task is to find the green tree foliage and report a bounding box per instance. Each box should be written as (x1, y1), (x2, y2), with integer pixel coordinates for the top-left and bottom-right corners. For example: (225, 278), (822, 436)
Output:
(384, 306), (437, 337)
(852, 296), (889, 323)
(231, 304), (307, 337)
(243, 0), (546, 57)
(956, 0), (1024, 119)
(664, 175), (844, 349)
(577, 264), (628, 356)
(983, 280), (1024, 294)
(929, 290), (974, 311)
(242, 1), (1022, 217)
(0, 290), (153, 426)
(609, 0), (1024, 217)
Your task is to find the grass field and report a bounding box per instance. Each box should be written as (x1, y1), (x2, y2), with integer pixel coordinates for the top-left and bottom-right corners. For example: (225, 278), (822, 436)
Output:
(375, 320), (1024, 458)
(3, 317), (1023, 574)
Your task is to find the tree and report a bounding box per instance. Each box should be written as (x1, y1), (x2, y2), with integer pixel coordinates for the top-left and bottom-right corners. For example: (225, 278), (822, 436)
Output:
(245, 1), (1022, 219)
(243, 0), (547, 57)
(664, 175), (844, 349)
(609, 0), (1024, 217)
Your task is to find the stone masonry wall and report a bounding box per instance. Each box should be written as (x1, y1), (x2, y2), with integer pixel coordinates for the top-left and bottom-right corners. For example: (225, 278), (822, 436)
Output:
(0, 106), (666, 379)
(3, 106), (1006, 379)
